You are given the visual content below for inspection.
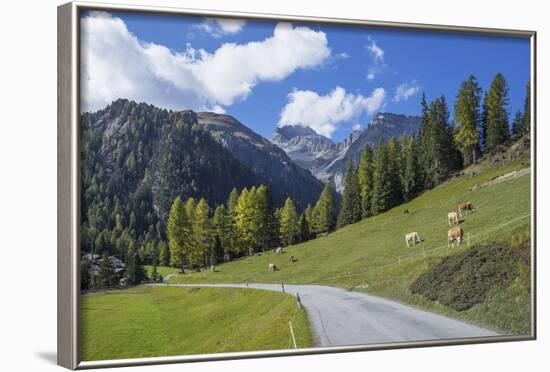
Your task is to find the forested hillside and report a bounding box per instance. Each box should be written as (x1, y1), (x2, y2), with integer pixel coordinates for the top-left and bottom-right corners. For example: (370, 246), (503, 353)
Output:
(80, 99), (262, 260)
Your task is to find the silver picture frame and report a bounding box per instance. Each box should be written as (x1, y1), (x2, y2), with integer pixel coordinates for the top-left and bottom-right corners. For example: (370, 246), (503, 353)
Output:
(58, 1), (537, 369)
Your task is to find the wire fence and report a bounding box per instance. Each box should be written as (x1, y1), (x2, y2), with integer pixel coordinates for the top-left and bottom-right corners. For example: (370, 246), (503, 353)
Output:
(313, 213), (530, 283)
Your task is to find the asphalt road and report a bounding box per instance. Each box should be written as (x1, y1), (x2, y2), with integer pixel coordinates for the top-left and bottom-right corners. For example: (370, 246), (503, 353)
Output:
(152, 283), (499, 347)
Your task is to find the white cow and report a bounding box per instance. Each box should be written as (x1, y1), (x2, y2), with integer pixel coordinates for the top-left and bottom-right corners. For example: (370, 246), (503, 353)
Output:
(405, 232), (422, 247)
(448, 212), (459, 226)
(275, 247), (283, 254)
(269, 263), (277, 271)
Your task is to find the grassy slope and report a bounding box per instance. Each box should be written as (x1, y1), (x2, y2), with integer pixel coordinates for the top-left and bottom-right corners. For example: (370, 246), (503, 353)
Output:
(81, 286), (312, 361)
(171, 157), (531, 333)
(144, 265), (180, 278)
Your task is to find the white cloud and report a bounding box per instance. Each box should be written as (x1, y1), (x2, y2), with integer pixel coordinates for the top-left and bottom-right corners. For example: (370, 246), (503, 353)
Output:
(197, 18), (246, 37)
(81, 12), (331, 112)
(352, 124), (362, 131)
(278, 86), (386, 138)
(393, 82), (420, 102)
(367, 36), (384, 62)
(365, 36), (387, 81)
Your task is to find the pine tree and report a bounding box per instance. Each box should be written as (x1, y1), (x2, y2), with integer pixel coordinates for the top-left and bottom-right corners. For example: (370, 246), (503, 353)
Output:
(298, 214), (310, 242)
(97, 253), (115, 289)
(523, 79), (531, 133)
(279, 197), (300, 246)
(225, 188), (239, 257)
(254, 185), (278, 251)
(80, 257), (92, 290)
(512, 111), (526, 137)
(420, 97), (460, 187)
(212, 205), (230, 256)
(454, 75), (482, 165)
(371, 140), (391, 215)
(193, 198), (211, 268)
(158, 241), (169, 266)
(166, 197), (188, 273)
(304, 204), (314, 238)
(150, 257), (159, 282)
(337, 159), (362, 228)
(357, 144), (374, 218)
(484, 73), (510, 151)
(234, 188), (255, 256)
(312, 184), (336, 235)
(401, 136), (421, 201)
(387, 137), (404, 207)
(126, 245), (147, 285)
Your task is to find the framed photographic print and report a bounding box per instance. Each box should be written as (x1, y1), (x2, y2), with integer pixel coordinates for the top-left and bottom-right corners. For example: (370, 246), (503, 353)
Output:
(57, 1), (536, 369)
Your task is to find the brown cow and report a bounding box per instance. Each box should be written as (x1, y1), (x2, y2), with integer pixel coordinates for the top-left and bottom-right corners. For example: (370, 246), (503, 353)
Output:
(458, 202), (476, 218)
(405, 232), (422, 247)
(448, 227), (464, 247)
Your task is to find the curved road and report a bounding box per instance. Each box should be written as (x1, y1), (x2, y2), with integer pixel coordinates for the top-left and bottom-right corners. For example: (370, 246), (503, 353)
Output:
(151, 283), (498, 347)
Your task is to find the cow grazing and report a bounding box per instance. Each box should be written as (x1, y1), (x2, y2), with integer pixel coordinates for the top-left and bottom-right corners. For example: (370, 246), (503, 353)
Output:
(289, 255), (294, 263)
(448, 227), (464, 247)
(269, 263), (277, 271)
(458, 202), (476, 218)
(448, 212), (459, 226)
(403, 209), (410, 215)
(405, 232), (422, 247)
(275, 247), (283, 254)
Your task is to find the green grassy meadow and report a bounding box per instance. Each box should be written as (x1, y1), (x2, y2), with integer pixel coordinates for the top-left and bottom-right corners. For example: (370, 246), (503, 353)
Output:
(171, 157), (532, 333)
(80, 285), (312, 361)
(144, 265), (181, 278)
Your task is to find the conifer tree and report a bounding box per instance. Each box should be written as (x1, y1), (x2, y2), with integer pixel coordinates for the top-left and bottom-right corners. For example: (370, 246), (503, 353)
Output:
(512, 111), (526, 137)
(126, 244), (146, 285)
(484, 73), (510, 151)
(234, 188), (254, 256)
(279, 197), (300, 246)
(304, 204), (314, 238)
(357, 144), (374, 218)
(523, 79), (531, 133)
(193, 198), (211, 268)
(387, 137), (404, 206)
(312, 184), (336, 235)
(158, 241), (169, 267)
(97, 253), (115, 289)
(371, 140), (392, 215)
(454, 75), (482, 165)
(337, 159), (362, 228)
(167, 196), (188, 272)
(299, 214), (310, 243)
(401, 137), (421, 201)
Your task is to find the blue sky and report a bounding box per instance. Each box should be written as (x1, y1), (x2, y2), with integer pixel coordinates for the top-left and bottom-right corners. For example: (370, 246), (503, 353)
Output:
(80, 11), (530, 142)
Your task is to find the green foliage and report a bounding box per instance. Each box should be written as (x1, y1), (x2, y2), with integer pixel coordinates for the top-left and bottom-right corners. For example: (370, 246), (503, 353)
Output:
(158, 241), (169, 267)
(192, 198), (211, 268)
(167, 197), (188, 271)
(81, 257), (92, 290)
(511, 111), (526, 137)
(484, 73), (510, 151)
(523, 80), (531, 133)
(410, 242), (527, 311)
(400, 136), (422, 201)
(454, 75), (482, 165)
(312, 184), (336, 235)
(337, 159), (362, 228)
(419, 95), (461, 188)
(126, 246), (147, 285)
(357, 144), (374, 217)
(96, 253), (116, 289)
(279, 197), (300, 246)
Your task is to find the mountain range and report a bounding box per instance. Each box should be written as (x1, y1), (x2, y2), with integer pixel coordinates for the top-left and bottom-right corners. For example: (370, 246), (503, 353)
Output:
(272, 113), (422, 191)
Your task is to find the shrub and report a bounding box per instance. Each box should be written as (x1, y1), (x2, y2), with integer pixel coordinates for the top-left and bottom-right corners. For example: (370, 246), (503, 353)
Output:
(410, 242), (527, 311)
